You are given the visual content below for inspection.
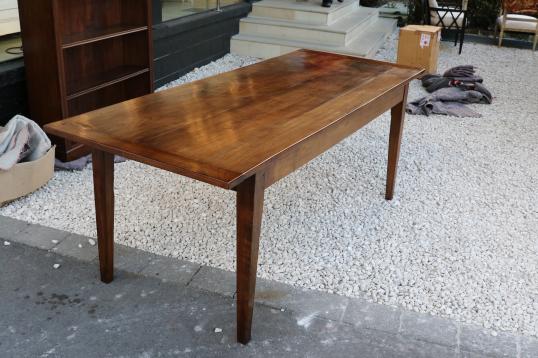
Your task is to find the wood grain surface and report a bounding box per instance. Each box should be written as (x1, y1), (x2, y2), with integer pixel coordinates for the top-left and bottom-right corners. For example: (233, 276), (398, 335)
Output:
(45, 50), (423, 189)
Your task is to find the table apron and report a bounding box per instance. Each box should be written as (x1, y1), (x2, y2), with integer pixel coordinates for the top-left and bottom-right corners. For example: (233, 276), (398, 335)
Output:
(262, 85), (406, 189)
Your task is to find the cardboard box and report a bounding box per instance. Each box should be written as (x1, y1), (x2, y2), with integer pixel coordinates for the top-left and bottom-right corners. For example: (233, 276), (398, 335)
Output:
(397, 25), (441, 74)
(0, 146), (55, 204)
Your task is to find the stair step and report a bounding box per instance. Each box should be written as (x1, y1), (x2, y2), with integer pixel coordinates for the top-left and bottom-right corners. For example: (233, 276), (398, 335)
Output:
(231, 18), (396, 59)
(345, 18), (397, 57)
(192, 0), (242, 8)
(378, 3), (408, 18)
(251, 0), (359, 25)
(239, 7), (378, 46)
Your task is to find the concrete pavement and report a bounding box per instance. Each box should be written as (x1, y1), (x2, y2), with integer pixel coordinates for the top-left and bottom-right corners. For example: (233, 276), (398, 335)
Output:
(1, 215), (535, 357)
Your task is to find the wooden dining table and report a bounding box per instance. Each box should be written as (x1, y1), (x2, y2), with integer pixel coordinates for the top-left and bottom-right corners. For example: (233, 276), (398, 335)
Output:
(45, 50), (423, 344)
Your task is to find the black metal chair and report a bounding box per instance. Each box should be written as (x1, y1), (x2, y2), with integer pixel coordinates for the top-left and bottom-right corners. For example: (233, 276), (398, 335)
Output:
(422, 0), (468, 54)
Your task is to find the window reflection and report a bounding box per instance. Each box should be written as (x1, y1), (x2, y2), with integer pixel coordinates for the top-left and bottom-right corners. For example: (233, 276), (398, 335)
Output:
(161, 0), (243, 21)
(0, 34), (22, 63)
(0, 0), (249, 64)
(0, 0), (22, 63)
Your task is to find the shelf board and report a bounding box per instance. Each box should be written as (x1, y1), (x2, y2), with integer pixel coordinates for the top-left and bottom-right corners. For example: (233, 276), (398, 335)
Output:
(66, 66), (149, 100)
(62, 25), (148, 49)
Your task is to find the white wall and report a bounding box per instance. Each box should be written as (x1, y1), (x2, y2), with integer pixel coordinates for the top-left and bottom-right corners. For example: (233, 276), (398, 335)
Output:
(0, 0), (20, 36)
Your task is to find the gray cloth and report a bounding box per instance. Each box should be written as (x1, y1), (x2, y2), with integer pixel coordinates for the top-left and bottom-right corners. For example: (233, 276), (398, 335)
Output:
(443, 65), (476, 78)
(55, 155), (127, 171)
(0, 115), (52, 171)
(463, 82), (492, 104)
(406, 87), (487, 118)
(54, 156), (92, 171)
(422, 74), (484, 93)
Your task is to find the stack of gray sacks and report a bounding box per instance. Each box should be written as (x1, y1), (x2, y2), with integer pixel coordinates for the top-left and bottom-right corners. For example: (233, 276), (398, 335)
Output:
(406, 65), (493, 118)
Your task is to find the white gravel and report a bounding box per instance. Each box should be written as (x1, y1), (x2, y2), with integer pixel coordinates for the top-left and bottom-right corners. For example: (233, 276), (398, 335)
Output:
(2, 39), (537, 336)
(156, 54), (259, 91)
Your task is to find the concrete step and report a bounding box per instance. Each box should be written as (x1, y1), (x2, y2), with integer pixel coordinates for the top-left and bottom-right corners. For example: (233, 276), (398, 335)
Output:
(231, 17), (396, 59)
(343, 17), (397, 57)
(239, 7), (378, 47)
(378, 3), (408, 18)
(251, 0), (358, 26)
(192, 0), (243, 8)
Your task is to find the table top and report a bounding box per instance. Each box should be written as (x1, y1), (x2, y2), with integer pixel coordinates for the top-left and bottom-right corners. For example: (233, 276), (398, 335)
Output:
(45, 50), (423, 189)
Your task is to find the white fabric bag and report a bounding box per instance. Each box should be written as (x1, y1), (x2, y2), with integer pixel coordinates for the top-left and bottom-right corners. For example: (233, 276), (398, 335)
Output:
(0, 115), (52, 171)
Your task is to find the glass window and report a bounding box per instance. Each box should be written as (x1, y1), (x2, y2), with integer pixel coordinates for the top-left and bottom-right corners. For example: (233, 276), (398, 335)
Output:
(0, 0), (249, 64)
(0, 34), (22, 63)
(160, 0), (243, 22)
(0, 0), (22, 63)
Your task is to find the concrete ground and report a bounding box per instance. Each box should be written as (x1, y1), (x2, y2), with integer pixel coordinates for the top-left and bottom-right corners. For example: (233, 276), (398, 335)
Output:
(1, 216), (537, 357)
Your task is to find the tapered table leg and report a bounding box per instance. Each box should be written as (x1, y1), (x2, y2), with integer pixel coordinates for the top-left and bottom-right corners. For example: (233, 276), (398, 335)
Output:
(236, 173), (265, 344)
(92, 150), (115, 283)
(386, 85), (409, 200)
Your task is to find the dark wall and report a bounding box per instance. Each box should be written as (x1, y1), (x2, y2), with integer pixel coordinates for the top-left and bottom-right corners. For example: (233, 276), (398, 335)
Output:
(0, 2), (251, 125)
(153, 2), (251, 87)
(0, 59), (27, 125)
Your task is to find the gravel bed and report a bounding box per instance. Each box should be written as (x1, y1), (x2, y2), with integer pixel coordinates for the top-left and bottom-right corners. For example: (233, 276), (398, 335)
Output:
(2, 38), (537, 336)
(156, 54), (259, 91)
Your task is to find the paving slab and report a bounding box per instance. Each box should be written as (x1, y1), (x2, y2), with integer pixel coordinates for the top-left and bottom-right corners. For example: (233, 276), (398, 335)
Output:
(460, 324), (518, 358)
(189, 266), (236, 297)
(190, 267), (349, 322)
(114, 243), (157, 273)
(521, 336), (538, 358)
(51, 233), (99, 262)
(342, 298), (401, 334)
(400, 310), (459, 347)
(255, 278), (349, 322)
(140, 254), (200, 285)
(9, 223), (69, 250)
(0, 215), (29, 239)
(459, 351), (497, 358)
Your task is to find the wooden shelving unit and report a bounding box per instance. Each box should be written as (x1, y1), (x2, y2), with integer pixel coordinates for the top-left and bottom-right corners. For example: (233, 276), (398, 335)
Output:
(18, 0), (154, 161)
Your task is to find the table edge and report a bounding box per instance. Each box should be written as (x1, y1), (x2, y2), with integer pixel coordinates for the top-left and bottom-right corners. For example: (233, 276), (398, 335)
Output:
(44, 126), (237, 189)
(225, 73), (422, 189)
(44, 56), (424, 191)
